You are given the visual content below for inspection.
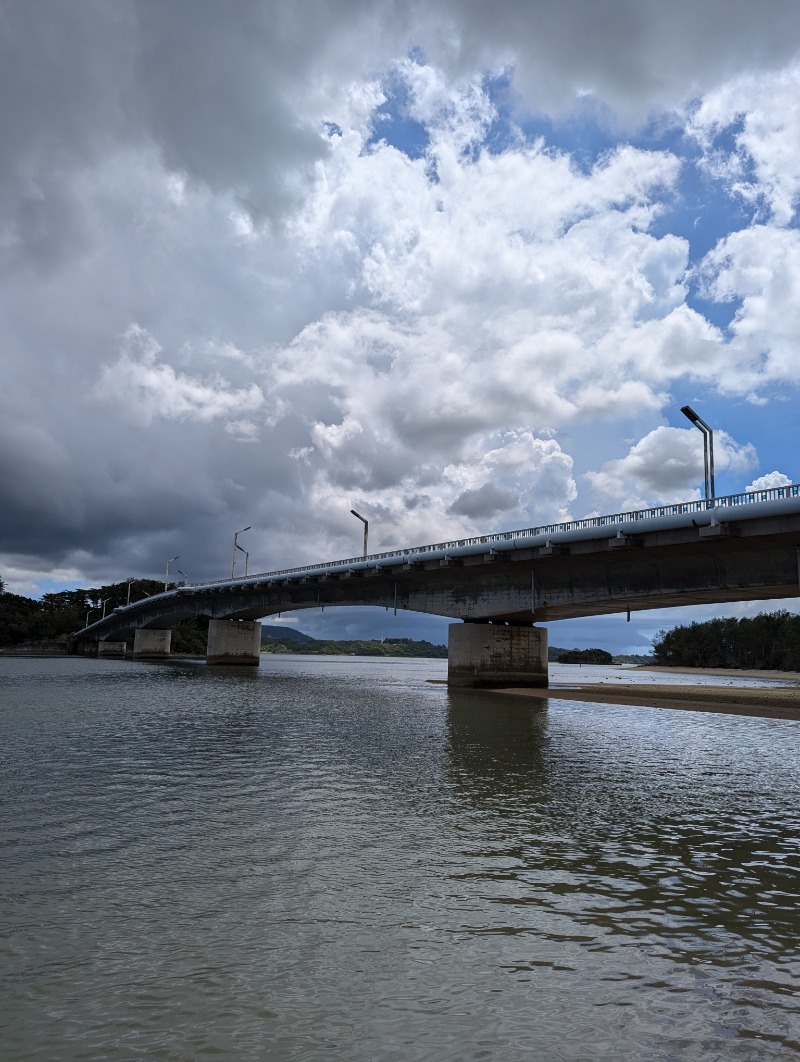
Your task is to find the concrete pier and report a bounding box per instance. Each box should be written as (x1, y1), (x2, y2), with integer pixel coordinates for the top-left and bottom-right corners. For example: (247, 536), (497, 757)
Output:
(448, 623), (548, 688)
(206, 619), (262, 666)
(132, 628), (171, 660)
(97, 640), (127, 659)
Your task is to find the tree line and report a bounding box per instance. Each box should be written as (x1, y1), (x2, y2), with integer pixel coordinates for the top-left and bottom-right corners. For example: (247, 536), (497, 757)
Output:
(261, 636), (448, 658)
(0, 578), (209, 653)
(652, 610), (800, 671)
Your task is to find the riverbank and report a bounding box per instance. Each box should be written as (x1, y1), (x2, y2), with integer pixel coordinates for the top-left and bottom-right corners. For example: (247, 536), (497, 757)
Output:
(493, 666), (800, 720)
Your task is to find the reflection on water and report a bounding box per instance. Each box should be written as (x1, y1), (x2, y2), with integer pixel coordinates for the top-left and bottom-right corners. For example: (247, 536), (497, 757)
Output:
(2, 655), (800, 1060)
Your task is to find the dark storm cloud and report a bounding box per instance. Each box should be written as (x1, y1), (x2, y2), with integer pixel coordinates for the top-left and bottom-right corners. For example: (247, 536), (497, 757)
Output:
(448, 483), (518, 519)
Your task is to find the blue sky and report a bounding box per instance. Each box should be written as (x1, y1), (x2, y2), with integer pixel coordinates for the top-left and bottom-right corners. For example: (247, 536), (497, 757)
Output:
(2, 2), (800, 653)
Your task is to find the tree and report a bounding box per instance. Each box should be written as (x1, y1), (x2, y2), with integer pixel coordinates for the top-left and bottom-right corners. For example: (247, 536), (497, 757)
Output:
(556, 648), (613, 664)
(652, 611), (800, 671)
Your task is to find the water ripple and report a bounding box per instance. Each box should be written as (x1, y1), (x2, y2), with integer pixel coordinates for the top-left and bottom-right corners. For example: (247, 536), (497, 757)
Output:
(2, 656), (800, 1059)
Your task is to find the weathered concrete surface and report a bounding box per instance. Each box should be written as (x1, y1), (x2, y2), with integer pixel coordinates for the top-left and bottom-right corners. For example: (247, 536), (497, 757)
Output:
(448, 623), (548, 688)
(132, 628), (171, 660)
(206, 619), (261, 666)
(97, 640), (126, 658)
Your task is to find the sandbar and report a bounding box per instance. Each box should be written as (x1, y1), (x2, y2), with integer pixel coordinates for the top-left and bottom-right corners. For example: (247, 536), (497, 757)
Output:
(492, 667), (800, 721)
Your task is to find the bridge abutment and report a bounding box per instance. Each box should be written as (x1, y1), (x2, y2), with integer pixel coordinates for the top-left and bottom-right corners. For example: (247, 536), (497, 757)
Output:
(448, 623), (548, 688)
(206, 619), (261, 666)
(133, 628), (171, 660)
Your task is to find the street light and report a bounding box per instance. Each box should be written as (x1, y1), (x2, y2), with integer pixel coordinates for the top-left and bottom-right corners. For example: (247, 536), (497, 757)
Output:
(232, 526), (251, 579)
(350, 509), (369, 557)
(100, 598), (109, 619)
(680, 405), (715, 505)
(126, 578), (135, 606)
(177, 569), (188, 584)
(85, 608), (96, 627)
(165, 555), (179, 591)
(235, 547), (250, 577)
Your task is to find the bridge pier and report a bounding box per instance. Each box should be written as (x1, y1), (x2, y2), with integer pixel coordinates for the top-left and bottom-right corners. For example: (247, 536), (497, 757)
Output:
(132, 628), (171, 660)
(448, 623), (548, 688)
(206, 619), (262, 666)
(97, 640), (127, 659)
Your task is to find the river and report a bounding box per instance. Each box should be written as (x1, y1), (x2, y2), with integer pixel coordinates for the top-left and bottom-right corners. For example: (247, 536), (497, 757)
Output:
(2, 655), (799, 1060)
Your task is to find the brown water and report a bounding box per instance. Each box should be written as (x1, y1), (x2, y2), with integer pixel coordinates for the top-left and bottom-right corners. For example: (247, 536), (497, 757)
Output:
(2, 655), (800, 1060)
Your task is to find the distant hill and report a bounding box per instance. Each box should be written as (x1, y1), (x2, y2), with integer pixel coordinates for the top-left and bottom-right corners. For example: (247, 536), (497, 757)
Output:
(260, 631), (447, 658)
(261, 624), (315, 644)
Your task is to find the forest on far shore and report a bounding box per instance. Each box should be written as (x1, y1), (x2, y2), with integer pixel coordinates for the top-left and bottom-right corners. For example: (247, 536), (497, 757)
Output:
(652, 611), (800, 671)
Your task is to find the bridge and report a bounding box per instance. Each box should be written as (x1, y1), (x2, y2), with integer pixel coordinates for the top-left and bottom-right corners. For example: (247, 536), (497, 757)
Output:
(76, 484), (800, 687)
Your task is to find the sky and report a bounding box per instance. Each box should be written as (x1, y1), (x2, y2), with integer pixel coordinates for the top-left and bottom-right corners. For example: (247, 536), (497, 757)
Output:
(2, 0), (800, 652)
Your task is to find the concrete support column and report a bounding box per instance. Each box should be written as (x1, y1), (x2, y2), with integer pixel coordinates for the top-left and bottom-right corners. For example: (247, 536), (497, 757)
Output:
(97, 640), (127, 659)
(448, 623), (548, 688)
(206, 619), (262, 666)
(133, 628), (172, 660)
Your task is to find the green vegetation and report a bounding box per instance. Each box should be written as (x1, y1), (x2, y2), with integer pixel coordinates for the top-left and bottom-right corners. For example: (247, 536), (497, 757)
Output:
(261, 636), (448, 658)
(0, 578), (208, 653)
(653, 610), (800, 671)
(555, 647), (614, 664)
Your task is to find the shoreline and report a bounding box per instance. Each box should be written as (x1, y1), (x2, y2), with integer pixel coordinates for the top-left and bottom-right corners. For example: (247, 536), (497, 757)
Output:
(491, 665), (800, 720)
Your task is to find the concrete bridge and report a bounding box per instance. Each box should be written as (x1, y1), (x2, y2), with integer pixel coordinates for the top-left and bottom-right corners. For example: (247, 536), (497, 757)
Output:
(76, 484), (800, 687)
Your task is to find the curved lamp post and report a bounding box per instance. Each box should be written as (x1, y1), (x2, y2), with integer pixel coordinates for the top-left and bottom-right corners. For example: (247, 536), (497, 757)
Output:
(681, 405), (715, 505)
(165, 555), (179, 591)
(350, 509), (369, 557)
(232, 526), (251, 579)
(235, 546), (250, 578)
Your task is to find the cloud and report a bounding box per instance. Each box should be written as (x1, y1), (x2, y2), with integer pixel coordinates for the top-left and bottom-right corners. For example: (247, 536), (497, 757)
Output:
(585, 426), (758, 510)
(745, 471), (792, 492)
(94, 325), (266, 426)
(697, 226), (800, 393)
(690, 67), (800, 226)
(448, 482), (518, 518)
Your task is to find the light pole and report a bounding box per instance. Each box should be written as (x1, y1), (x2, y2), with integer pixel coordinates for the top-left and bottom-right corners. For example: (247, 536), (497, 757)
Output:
(177, 569), (188, 585)
(85, 608), (96, 627)
(680, 405), (715, 505)
(165, 555), (179, 591)
(126, 578), (134, 606)
(350, 509), (369, 557)
(235, 547), (250, 577)
(100, 598), (109, 619)
(232, 526), (251, 579)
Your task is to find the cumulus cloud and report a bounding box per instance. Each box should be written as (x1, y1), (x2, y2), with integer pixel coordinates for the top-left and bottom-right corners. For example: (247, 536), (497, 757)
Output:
(94, 326), (265, 426)
(586, 426), (758, 510)
(745, 471), (792, 492)
(690, 67), (800, 226)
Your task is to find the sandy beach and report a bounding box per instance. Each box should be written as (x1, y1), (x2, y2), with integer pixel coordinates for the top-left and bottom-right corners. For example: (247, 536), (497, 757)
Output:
(493, 666), (800, 720)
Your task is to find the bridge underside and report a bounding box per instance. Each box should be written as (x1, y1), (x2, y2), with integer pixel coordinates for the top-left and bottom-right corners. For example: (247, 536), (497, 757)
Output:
(77, 511), (800, 686)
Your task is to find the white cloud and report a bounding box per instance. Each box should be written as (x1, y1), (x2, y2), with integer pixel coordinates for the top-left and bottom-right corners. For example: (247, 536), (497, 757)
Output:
(698, 225), (800, 392)
(585, 425), (757, 510)
(745, 470), (792, 491)
(690, 67), (800, 226)
(94, 325), (265, 427)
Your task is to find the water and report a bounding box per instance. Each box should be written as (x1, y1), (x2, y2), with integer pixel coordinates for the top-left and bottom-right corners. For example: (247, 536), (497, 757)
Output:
(2, 655), (800, 1060)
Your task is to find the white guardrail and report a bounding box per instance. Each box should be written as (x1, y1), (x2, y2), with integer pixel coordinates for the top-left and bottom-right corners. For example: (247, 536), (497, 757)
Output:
(98, 483), (800, 620)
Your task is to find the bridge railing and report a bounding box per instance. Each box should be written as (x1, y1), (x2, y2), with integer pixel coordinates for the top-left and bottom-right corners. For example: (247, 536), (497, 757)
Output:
(164, 482), (799, 595)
